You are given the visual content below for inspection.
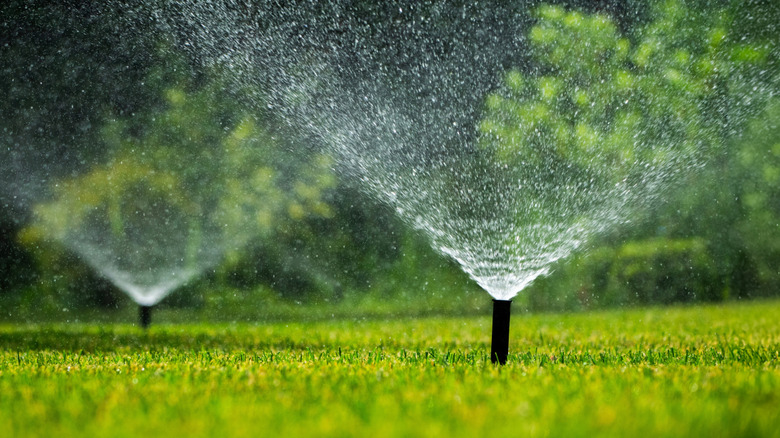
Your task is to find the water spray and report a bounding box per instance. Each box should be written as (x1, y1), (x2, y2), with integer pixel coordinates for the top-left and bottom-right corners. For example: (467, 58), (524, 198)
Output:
(139, 305), (153, 329)
(491, 299), (512, 365)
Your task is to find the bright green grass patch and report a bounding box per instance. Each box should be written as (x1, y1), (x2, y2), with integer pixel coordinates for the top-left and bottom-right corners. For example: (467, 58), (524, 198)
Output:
(1, 299), (779, 438)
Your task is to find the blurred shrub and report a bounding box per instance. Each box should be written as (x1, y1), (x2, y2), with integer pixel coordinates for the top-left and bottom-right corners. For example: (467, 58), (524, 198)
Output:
(603, 238), (721, 305)
(479, 1), (769, 195)
(735, 100), (780, 297)
(527, 237), (722, 310)
(525, 97), (780, 312)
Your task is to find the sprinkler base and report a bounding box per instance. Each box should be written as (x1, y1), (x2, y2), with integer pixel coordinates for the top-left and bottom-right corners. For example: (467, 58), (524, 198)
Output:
(139, 305), (152, 329)
(491, 299), (512, 365)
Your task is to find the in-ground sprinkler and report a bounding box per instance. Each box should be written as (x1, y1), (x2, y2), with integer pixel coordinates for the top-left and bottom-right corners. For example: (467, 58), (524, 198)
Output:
(139, 305), (153, 329)
(491, 299), (511, 365)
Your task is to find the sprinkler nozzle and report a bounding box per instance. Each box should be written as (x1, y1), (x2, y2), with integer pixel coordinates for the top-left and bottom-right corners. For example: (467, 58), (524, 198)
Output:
(139, 305), (152, 329)
(491, 299), (512, 365)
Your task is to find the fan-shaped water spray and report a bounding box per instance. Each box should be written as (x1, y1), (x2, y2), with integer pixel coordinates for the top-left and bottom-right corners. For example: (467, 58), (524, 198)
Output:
(8, 47), (333, 326)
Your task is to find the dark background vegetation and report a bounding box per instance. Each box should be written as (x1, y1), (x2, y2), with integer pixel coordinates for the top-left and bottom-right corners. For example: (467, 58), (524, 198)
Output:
(1, 0), (778, 321)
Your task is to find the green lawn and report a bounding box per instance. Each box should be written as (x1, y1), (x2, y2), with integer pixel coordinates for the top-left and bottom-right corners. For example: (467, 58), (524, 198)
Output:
(1, 299), (779, 438)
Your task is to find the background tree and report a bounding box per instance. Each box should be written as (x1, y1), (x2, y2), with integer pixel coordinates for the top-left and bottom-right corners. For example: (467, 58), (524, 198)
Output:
(732, 100), (780, 296)
(479, 0), (776, 308)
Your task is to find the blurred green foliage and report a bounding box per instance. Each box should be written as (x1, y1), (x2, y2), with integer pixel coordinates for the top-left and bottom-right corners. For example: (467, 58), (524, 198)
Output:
(480, 0), (769, 190)
(481, 0), (779, 311)
(733, 100), (780, 295)
(524, 93), (780, 312)
(1, 0), (779, 319)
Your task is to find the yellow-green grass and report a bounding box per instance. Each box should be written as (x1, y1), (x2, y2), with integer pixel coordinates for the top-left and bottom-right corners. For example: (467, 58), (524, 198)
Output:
(1, 299), (779, 437)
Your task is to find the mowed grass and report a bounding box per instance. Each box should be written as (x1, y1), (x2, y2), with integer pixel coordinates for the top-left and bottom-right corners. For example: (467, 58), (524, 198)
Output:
(1, 299), (779, 438)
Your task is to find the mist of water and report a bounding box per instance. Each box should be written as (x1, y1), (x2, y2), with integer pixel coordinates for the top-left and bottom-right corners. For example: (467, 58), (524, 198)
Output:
(4, 1), (775, 304)
(151, 1), (776, 300)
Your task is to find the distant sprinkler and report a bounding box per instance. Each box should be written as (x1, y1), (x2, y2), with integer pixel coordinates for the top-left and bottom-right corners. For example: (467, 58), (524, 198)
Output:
(491, 299), (511, 365)
(139, 305), (153, 329)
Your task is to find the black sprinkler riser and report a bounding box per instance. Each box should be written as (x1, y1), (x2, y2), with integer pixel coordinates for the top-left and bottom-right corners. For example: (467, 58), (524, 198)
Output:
(139, 305), (152, 329)
(491, 299), (512, 365)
